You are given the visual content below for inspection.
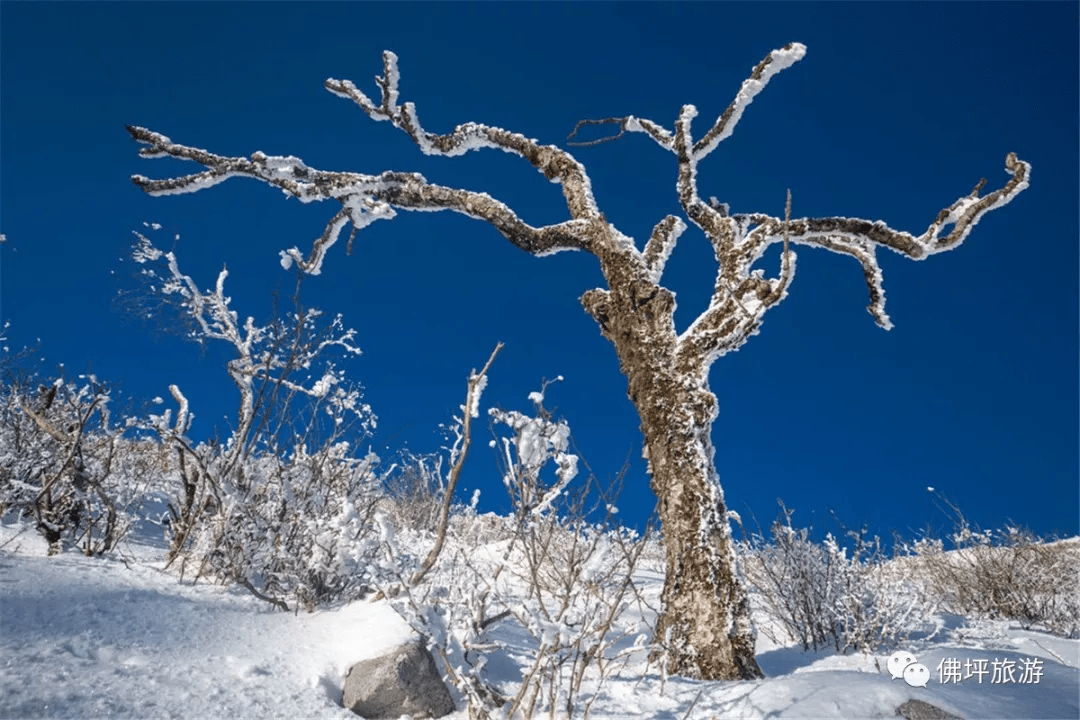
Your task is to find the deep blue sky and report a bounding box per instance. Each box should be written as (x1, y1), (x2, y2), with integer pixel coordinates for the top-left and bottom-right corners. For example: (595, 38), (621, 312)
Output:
(2, 3), (1076, 546)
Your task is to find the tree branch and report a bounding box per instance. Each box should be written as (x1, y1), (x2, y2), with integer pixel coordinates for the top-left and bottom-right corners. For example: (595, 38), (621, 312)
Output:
(127, 126), (595, 275)
(566, 117), (628, 147)
(642, 215), (687, 284)
(735, 153), (1030, 329)
(692, 43), (807, 159)
(675, 140), (1027, 362)
(410, 342), (503, 588)
(324, 52), (601, 220)
(617, 43), (807, 158)
(567, 42), (1028, 367)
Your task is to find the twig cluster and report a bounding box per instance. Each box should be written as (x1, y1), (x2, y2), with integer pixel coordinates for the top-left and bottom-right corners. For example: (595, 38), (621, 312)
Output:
(736, 503), (933, 654)
(375, 380), (656, 719)
(903, 494), (1080, 639)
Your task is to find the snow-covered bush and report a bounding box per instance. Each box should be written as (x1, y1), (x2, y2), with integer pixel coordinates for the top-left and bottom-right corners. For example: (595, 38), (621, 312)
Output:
(448, 509), (516, 549)
(0, 368), (152, 555)
(182, 442), (384, 611)
(382, 450), (451, 535)
(378, 380), (654, 719)
(129, 227), (383, 610)
(738, 504), (931, 654)
(381, 450), (513, 547)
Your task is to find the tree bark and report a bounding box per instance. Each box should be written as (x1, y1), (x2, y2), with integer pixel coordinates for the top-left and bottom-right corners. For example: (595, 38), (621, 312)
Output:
(583, 264), (763, 679)
(638, 383), (762, 679)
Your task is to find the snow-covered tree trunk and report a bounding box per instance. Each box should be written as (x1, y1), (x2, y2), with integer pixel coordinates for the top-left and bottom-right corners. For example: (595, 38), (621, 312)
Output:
(578, 220), (764, 678)
(126, 43), (1029, 679)
(631, 368), (761, 679)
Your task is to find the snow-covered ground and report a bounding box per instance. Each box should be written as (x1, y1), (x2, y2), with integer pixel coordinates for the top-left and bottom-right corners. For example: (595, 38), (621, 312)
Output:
(1, 518), (1077, 720)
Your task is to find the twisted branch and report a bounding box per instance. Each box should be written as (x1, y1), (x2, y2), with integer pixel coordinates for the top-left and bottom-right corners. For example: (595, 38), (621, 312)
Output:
(566, 117), (628, 147)
(127, 126), (594, 274)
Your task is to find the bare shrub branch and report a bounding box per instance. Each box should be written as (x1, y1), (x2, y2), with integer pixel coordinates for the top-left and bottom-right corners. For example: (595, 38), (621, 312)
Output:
(411, 342), (502, 587)
(736, 503), (934, 654)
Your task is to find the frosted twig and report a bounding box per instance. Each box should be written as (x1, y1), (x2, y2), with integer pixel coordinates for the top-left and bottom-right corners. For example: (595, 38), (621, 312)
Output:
(410, 342), (503, 588)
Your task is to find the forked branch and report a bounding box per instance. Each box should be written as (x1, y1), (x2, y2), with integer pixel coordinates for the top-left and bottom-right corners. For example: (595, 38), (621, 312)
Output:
(730, 152), (1030, 330)
(324, 52), (600, 219)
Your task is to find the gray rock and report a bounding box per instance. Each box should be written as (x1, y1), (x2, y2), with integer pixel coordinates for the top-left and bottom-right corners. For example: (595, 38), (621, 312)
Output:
(342, 639), (456, 719)
(896, 698), (964, 720)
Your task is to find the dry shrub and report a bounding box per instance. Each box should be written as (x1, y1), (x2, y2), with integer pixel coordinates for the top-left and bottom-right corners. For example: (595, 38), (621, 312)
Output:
(911, 525), (1080, 639)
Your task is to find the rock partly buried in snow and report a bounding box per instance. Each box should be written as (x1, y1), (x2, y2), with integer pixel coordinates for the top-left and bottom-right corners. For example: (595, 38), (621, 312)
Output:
(342, 639), (456, 719)
(896, 698), (964, 720)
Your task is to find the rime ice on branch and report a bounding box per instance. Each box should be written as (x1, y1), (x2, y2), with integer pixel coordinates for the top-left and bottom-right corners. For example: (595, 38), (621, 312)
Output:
(127, 43), (1029, 682)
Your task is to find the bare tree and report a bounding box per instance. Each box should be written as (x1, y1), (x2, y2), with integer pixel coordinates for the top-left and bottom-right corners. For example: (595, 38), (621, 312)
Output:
(125, 43), (1030, 680)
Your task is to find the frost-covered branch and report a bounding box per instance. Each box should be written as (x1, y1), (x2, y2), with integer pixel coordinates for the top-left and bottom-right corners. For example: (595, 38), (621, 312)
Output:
(642, 215), (687, 285)
(730, 154), (1030, 329)
(577, 43), (806, 159)
(566, 43), (1030, 369)
(410, 342), (502, 588)
(324, 51), (600, 220)
(131, 230), (373, 457)
(690, 42), (807, 159)
(127, 121), (595, 276)
(672, 151), (1029, 353)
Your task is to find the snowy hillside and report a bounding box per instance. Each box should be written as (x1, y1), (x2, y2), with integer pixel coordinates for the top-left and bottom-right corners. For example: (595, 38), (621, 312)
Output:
(2, 515), (1077, 720)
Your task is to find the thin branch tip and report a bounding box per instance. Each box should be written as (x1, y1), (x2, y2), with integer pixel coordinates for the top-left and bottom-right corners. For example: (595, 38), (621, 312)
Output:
(567, 117), (628, 147)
